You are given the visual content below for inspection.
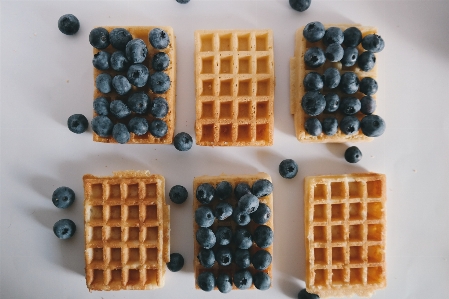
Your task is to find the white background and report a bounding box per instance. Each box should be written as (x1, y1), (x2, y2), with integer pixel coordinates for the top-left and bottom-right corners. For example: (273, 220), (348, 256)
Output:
(1, 0), (449, 298)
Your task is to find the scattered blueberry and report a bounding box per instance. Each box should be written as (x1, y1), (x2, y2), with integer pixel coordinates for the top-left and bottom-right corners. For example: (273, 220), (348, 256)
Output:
(127, 64), (149, 88)
(361, 115), (386, 137)
(340, 116), (360, 135)
(109, 28), (132, 51)
(238, 193), (259, 214)
(195, 205), (215, 227)
(304, 47), (325, 68)
(216, 226), (233, 246)
(89, 27), (109, 49)
(324, 93), (340, 113)
(362, 34), (385, 53)
(215, 246), (232, 266)
(112, 75), (132, 96)
(340, 97), (361, 115)
(176, 0), (191, 3)
(345, 146), (362, 163)
(150, 97), (169, 118)
(234, 270), (253, 290)
(92, 51), (110, 70)
(253, 272), (271, 290)
(196, 183), (215, 204)
(254, 225), (274, 248)
(174, 132), (193, 151)
(128, 117), (148, 136)
(298, 289), (320, 299)
(234, 228), (253, 250)
(110, 100), (131, 119)
(152, 52), (170, 71)
(232, 208), (251, 226)
(252, 249), (272, 270)
(289, 0), (311, 12)
(341, 47), (359, 67)
(360, 95), (377, 115)
(128, 92), (149, 114)
(252, 179), (273, 198)
(149, 119), (168, 138)
(58, 14), (80, 35)
(305, 117), (322, 136)
(93, 97), (110, 116)
(169, 185), (188, 204)
(112, 123), (130, 144)
(125, 38), (148, 64)
(214, 202), (233, 220)
(325, 43), (344, 62)
(359, 77), (378, 95)
(323, 27), (344, 45)
(322, 68), (341, 89)
(91, 115), (113, 137)
(251, 203), (271, 224)
(358, 51), (376, 71)
(53, 219), (76, 239)
(197, 271), (215, 292)
(197, 248), (215, 268)
(279, 159), (298, 179)
(149, 28), (170, 49)
(303, 21), (325, 42)
(343, 27), (362, 47)
(340, 72), (360, 94)
(235, 249), (251, 269)
(150, 72), (171, 94)
(52, 186), (75, 209)
(322, 117), (338, 136)
(67, 114), (88, 134)
(166, 253), (184, 272)
(234, 182), (251, 200)
(303, 72), (323, 91)
(110, 51), (130, 72)
(95, 73), (112, 93)
(196, 227), (216, 249)
(217, 273), (232, 294)
(215, 181), (232, 200)
(301, 91), (326, 116)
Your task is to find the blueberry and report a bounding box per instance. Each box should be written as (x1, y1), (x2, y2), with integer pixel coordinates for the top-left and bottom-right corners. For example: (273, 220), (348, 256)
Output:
(305, 117), (322, 136)
(67, 114), (88, 134)
(360, 95), (377, 115)
(340, 72), (360, 94)
(345, 146), (362, 163)
(234, 228), (253, 250)
(169, 185), (188, 204)
(323, 27), (344, 45)
(149, 28), (170, 49)
(112, 123), (130, 144)
(128, 92), (149, 114)
(110, 51), (130, 72)
(216, 226), (233, 246)
(196, 183), (215, 204)
(303, 22), (325, 42)
(324, 93), (340, 113)
(341, 47), (359, 67)
(252, 179), (273, 198)
(127, 64), (149, 87)
(196, 227), (216, 249)
(125, 38), (148, 64)
(150, 97), (169, 118)
(279, 159), (298, 179)
(232, 208), (251, 226)
(298, 289), (320, 299)
(322, 68), (341, 89)
(362, 34), (385, 53)
(254, 225), (274, 248)
(358, 51), (376, 71)
(303, 72), (323, 91)
(253, 272), (271, 290)
(93, 97), (110, 116)
(234, 270), (253, 290)
(322, 117), (338, 136)
(289, 0), (311, 12)
(197, 271), (215, 292)
(304, 47), (325, 68)
(340, 97), (361, 115)
(176, 0), (190, 3)
(174, 132), (193, 151)
(301, 91), (326, 116)
(234, 182), (251, 200)
(150, 72), (171, 94)
(89, 27), (109, 49)
(109, 28), (132, 51)
(235, 249), (251, 269)
(215, 181), (232, 200)
(197, 248), (215, 268)
(52, 186), (75, 209)
(58, 14), (80, 35)
(217, 273), (232, 294)
(238, 193), (259, 214)
(128, 117), (148, 136)
(53, 219), (76, 239)
(92, 51), (110, 70)
(149, 119), (168, 138)
(250, 203), (271, 224)
(166, 253), (184, 272)
(214, 202), (233, 220)
(251, 250), (272, 270)
(359, 77), (378, 95)
(215, 246), (232, 266)
(95, 73), (112, 93)
(361, 115), (386, 137)
(91, 116), (113, 137)
(325, 43), (344, 62)
(112, 75), (132, 95)
(340, 116), (360, 135)
(110, 100), (131, 119)
(343, 27), (362, 47)
(195, 205), (215, 227)
(152, 52), (170, 71)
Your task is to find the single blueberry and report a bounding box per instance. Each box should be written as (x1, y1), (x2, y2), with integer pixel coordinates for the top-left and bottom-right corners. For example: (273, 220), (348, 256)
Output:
(110, 51), (130, 72)
(152, 52), (170, 71)
(196, 227), (216, 249)
(166, 253), (184, 272)
(252, 179), (273, 198)
(254, 225), (274, 249)
(361, 115), (386, 137)
(289, 0), (311, 12)
(234, 228), (253, 250)
(251, 203), (271, 224)
(322, 117), (338, 136)
(234, 182), (251, 200)
(91, 115), (113, 137)
(340, 97), (361, 115)
(214, 202), (233, 220)
(340, 116), (360, 135)
(169, 185), (188, 204)
(238, 193), (260, 214)
(95, 73), (112, 93)
(93, 97), (110, 116)
(215, 246), (232, 266)
(322, 68), (341, 89)
(112, 123), (130, 144)
(197, 248), (215, 268)
(53, 219), (76, 239)
(303, 72), (323, 91)
(301, 91), (326, 116)
(234, 270), (253, 290)
(197, 271), (215, 292)
(110, 100), (131, 119)
(253, 272), (271, 290)
(343, 27), (362, 47)
(196, 183), (215, 204)
(359, 77), (378, 95)
(304, 47), (325, 68)
(341, 47), (359, 67)
(216, 273), (232, 294)
(216, 226), (233, 246)
(92, 51), (110, 70)
(67, 114), (88, 134)
(89, 27), (109, 49)
(52, 186), (75, 209)
(362, 34), (385, 53)
(305, 117), (322, 136)
(150, 97), (169, 118)
(303, 21), (325, 42)
(125, 38), (148, 64)
(232, 208), (251, 226)
(360, 95), (377, 115)
(325, 43), (344, 62)
(176, 0), (191, 3)
(298, 289), (320, 299)
(215, 181), (232, 200)
(345, 146), (362, 163)
(279, 159), (298, 179)
(149, 119), (168, 138)
(235, 249), (251, 269)
(358, 51), (376, 71)
(323, 27), (344, 45)
(251, 250), (272, 270)
(149, 28), (170, 49)
(109, 28), (132, 51)
(128, 117), (148, 136)
(174, 132), (193, 151)
(340, 72), (360, 94)
(195, 205), (215, 227)
(112, 75), (132, 96)
(58, 14), (80, 35)
(128, 92), (149, 114)
(150, 72), (171, 94)
(324, 93), (340, 113)
(127, 64), (149, 87)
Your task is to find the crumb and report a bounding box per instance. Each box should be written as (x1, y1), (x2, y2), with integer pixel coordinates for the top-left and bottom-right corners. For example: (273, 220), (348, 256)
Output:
(34, 32), (37, 36)
(66, 80), (69, 83)
(371, 155), (374, 158)
(413, 169), (417, 173)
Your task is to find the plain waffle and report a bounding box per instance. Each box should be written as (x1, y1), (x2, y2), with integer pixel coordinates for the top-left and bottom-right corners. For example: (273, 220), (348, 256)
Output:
(83, 171), (170, 291)
(304, 173), (386, 298)
(194, 30), (275, 146)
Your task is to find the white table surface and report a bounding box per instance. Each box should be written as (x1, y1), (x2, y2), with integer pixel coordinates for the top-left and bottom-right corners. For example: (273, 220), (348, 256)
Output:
(1, 0), (449, 298)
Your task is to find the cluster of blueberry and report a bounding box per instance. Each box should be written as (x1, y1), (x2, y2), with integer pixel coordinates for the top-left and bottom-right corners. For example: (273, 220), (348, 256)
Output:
(51, 186), (76, 239)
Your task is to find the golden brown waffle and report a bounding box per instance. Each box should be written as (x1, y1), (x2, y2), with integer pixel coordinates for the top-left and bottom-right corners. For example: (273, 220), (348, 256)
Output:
(194, 30), (275, 146)
(193, 173), (274, 290)
(290, 24), (378, 142)
(83, 171), (170, 291)
(304, 173), (386, 298)
(93, 26), (176, 144)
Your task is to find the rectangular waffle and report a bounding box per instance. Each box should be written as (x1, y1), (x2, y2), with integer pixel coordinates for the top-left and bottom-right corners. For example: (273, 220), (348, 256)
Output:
(83, 171), (170, 291)
(193, 173), (274, 290)
(194, 30), (275, 146)
(93, 26), (176, 144)
(290, 24), (378, 142)
(304, 173), (386, 298)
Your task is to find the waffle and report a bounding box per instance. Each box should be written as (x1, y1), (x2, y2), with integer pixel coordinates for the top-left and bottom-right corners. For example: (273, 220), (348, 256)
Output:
(93, 26), (176, 144)
(290, 24), (379, 142)
(304, 173), (386, 298)
(193, 173), (274, 290)
(83, 171), (170, 291)
(194, 30), (275, 146)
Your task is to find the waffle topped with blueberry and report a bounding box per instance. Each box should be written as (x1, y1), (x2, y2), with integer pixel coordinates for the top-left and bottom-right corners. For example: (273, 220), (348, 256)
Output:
(290, 23), (386, 142)
(91, 26), (176, 144)
(304, 173), (386, 298)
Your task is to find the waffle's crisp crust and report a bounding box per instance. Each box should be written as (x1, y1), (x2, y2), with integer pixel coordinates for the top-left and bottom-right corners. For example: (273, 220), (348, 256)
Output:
(193, 173), (274, 290)
(304, 173), (386, 298)
(83, 171), (170, 291)
(194, 30), (275, 146)
(93, 26), (176, 144)
(290, 24), (379, 143)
